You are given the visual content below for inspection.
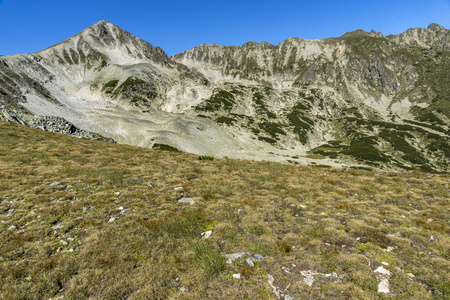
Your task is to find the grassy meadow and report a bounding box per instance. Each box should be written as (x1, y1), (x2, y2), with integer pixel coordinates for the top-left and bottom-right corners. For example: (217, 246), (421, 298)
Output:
(0, 120), (448, 299)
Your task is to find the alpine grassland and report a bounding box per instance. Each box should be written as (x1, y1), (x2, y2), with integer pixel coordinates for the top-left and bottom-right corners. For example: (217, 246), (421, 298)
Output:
(0, 120), (448, 299)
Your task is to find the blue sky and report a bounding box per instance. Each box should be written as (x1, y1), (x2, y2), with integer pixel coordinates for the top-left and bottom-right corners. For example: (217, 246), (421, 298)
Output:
(0, 0), (449, 56)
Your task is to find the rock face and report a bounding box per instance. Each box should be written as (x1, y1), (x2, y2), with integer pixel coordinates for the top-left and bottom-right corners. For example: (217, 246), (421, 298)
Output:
(174, 25), (450, 172)
(0, 104), (114, 142)
(388, 23), (450, 50)
(0, 21), (448, 172)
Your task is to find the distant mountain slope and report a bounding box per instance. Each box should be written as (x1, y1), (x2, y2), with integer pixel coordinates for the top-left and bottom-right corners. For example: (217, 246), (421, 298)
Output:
(174, 25), (450, 172)
(0, 21), (448, 172)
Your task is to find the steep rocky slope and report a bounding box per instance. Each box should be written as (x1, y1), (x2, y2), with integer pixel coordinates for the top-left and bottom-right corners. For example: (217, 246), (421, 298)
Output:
(0, 21), (448, 171)
(0, 21), (262, 160)
(174, 24), (450, 172)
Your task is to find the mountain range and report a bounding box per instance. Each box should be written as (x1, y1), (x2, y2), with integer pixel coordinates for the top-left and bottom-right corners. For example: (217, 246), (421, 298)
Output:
(0, 21), (448, 172)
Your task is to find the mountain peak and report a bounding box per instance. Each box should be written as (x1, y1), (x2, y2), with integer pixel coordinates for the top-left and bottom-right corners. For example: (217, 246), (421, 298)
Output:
(82, 20), (123, 40)
(427, 23), (446, 32)
(36, 20), (173, 67)
(340, 29), (370, 38)
(93, 20), (113, 26)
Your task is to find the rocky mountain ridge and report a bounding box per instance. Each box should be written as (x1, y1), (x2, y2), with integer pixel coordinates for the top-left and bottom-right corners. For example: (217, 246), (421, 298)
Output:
(0, 21), (448, 172)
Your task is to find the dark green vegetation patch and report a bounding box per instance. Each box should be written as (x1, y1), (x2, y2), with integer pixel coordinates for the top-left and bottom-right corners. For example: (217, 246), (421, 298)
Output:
(195, 90), (235, 112)
(287, 102), (314, 144)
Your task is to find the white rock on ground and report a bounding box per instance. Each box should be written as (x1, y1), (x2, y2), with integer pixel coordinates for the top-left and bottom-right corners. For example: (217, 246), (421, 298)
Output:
(232, 273), (241, 279)
(267, 274), (281, 299)
(246, 258), (255, 267)
(374, 266), (391, 276)
(303, 275), (314, 286)
(387, 232), (400, 237)
(374, 266), (391, 294)
(201, 230), (212, 239)
(50, 181), (60, 187)
(224, 252), (264, 264)
(378, 278), (390, 293)
(178, 198), (195, 205)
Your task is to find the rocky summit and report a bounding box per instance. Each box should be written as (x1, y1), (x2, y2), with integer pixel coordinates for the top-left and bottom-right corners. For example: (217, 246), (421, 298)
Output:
(0, 21), (448, 172)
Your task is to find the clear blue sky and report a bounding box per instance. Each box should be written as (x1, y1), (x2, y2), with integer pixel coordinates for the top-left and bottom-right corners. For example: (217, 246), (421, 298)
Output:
(0, 0), (449, 56)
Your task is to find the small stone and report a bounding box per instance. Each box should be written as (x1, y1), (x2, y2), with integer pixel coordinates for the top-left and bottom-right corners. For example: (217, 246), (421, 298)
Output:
(342, 245), (346, 248)
(246, 258), (254, 267)
(406, 273), (415, 278)
(401, 214), (406, 218)
(60, 240), (68, 246)
(384, 246), (395, 252)
(201, 230), (212, 239)
(387, 232), (400, 237)
(8, 225), (17, 230)
(382, 262), (389, 266)
(6, 209), (14, 217)
(303, 275), (314, 286)
(114, 192), (121, 197)
(118, 206), (124, 210)
(147, 183), (153, 188)
(225, 252), (263, 264)
(51, 224), (63, 230)
(232, 273), (241, 279)
(429, 235), (434, 241)
(378, 278), (390, 293)
(267, 274), (281, 299)
(109, 217), (117, 222)
(374, 266), (390, 276)
(178, 198), (195, 205)
(50, 181), (60, 187)
(300, 205), (306, 208)
(174, 187), (184, 191)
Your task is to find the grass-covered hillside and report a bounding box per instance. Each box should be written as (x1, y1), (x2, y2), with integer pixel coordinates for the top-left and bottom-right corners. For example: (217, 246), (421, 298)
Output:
(0, 121), (448, 299)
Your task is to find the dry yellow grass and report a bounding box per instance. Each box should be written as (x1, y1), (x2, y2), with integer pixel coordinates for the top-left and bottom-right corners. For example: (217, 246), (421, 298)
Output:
(0, 120), (449, 299)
